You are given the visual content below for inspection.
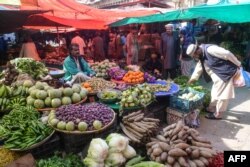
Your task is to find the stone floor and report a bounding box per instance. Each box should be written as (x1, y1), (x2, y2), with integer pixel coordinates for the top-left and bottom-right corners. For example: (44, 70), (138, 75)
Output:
(197, 82), (250, 151)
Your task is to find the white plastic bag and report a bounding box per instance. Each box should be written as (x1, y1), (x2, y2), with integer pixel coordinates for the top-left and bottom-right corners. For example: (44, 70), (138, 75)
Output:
(233, 68), (245, 87)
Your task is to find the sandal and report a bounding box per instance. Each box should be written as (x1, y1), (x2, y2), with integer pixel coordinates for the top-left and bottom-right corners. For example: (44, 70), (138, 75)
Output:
(205, 113), (222, 120)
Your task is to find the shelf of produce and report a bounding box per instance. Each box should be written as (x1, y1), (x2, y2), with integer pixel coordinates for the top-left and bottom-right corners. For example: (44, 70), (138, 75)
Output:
(149, 81), (180, 96)
(37, 96), (87, 112)
(10, 130), (55, 152)
(49, 109), (116, 135)
(111, 79), (125, 84)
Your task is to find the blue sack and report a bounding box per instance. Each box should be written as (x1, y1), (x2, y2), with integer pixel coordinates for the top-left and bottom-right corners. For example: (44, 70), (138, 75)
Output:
(242, 70), (250, 88)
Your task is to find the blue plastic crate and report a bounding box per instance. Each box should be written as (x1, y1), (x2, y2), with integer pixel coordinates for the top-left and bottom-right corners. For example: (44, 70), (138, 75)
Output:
(170, 87), (205, 112)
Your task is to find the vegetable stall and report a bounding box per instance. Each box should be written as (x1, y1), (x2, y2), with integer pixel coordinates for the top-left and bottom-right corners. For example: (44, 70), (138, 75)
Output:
(0, 57), (219, 167)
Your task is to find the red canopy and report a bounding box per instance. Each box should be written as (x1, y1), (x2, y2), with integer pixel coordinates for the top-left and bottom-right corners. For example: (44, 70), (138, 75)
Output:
(19, 0), (160, 29)
(25, 14), (107, 30)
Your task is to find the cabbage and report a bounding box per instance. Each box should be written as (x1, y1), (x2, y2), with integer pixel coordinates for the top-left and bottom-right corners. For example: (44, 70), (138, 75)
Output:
(106, 133), (129, 153)
(104, 152), (126, 167)
(83, 157), (105, 167)
(122, 145), (136, 159)
(87, 138), (109, 162)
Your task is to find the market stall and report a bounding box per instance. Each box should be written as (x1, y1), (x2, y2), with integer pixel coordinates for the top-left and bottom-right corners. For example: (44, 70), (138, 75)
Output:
(0, 56), (219, 167)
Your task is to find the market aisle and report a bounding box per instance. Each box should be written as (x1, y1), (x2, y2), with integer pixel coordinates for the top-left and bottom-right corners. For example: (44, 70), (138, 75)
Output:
(198, 86), (250, 151)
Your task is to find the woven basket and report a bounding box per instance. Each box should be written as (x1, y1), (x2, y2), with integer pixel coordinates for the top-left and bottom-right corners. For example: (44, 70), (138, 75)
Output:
(10, 130), (55, 152)
(37, 96), (87, 112)
(166, 107), (187, 125)
(59, 113), (117, 153)
(50, 109), (116, 134)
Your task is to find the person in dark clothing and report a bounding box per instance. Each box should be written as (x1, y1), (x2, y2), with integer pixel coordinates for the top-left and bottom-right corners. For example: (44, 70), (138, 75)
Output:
(143, 52), (162, 78)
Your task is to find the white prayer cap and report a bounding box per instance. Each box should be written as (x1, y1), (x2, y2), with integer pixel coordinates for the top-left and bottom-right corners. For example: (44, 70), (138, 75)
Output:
(165, 24), (174, 28)
(186, 44), (198, 57)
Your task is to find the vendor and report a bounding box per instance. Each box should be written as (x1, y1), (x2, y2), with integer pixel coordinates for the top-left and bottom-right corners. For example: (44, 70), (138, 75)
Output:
(19, 36), (41, 61)
(186, 43), (241, 120)
(143, 52), (162, 78)
(63, 43), (95, 85)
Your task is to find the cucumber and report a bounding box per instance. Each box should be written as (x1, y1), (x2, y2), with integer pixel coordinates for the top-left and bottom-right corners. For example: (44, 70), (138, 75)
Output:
(125, 156), (145, 167)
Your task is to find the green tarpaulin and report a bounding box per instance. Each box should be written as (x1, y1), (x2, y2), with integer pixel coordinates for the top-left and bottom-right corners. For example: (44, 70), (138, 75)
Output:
(110, 2), (250, 27)
(110, 9), (198, 27)
(189, 3), (250, 23)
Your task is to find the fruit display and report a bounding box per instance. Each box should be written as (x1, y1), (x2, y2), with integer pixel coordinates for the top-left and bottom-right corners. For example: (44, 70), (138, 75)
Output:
(108, 67), (127, 81)
(0, 84), (11, 98)
(146, 121), (215, 166)
(122, 71), (144, 84)
(0, 82), (31, 112)
(144, 72), (156, 83)
(48, 103), (115, 132)
(0, 62), (19, 85)
(10, 58), (48, 79)
(0, 106), (53, 150)
(146, 83), (172, 92)
(37, 153), (83, 167)
(97, 89), (121, 102)
(83, 78), (116, 93)
(83, 133), (137, 167)
(120, 84), (154, 108)
(82, 82), (93, 92)
(43, 78), (70, 88)
(121, 110), (160, 144)
(0, 148), (20, 167)
(91, 59), (117, 78)
(27, 82), (88, 109)
(115, 83), (130, 91)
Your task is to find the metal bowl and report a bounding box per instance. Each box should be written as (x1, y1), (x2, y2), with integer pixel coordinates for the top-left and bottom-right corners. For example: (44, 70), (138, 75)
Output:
(49, 69), (65, 79)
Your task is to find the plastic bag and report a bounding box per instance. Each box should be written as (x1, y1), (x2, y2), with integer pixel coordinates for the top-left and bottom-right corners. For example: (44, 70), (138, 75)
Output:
(233, 68), (245, 87)
(242, 70), (250, 88)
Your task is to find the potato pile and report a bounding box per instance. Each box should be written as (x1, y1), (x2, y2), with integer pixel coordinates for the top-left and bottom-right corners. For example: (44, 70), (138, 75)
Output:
(146, 121), (216, 167)
(120, 110), (160, 144)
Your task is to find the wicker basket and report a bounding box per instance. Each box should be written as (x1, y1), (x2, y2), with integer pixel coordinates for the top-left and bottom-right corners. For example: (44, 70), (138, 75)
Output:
(166, 107), (188, 125)
(50, 109), (116, 134)
(10, 130), (55, 152)
(57, 111), (116, 153)
(26, 134), (61, 159)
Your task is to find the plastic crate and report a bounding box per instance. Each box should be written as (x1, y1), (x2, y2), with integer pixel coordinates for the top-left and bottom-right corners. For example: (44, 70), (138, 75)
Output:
(27, 134), (61, 159)
(170, 87), (205, 112)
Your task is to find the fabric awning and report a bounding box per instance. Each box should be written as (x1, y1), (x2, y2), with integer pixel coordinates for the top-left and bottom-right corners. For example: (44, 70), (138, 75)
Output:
(110, 9), (198, 27)
(0, 10), (47, 33)
(25, 14), (107, 30)
(189, 2), (250, 23)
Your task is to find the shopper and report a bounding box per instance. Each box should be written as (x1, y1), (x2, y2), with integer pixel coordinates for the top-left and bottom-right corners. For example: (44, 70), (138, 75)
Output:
(126, 26), (139, 65)
(63, 43), (95, 85)
(179, 26), (196, 76)
(71, 32), (86, 57)
(92, 32), (105, 62)
(187, 43), (241, 120)
(161, 24), (180, 79)
(19, 36), (41, 61)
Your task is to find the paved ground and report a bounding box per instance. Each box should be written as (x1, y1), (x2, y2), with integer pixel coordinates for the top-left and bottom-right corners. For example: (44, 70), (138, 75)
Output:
(197, 81), (250, 151)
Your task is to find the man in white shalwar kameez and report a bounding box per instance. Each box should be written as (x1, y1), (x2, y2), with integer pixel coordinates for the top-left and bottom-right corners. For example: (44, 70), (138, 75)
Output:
(186, 44), (241, 119)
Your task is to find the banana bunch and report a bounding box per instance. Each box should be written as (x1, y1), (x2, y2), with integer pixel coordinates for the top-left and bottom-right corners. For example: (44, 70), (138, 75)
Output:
(12, 86), (29, 97)
(0, 84), (11, 98)
(8, 97), (26, 109)
(0, 98), (11, 112)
